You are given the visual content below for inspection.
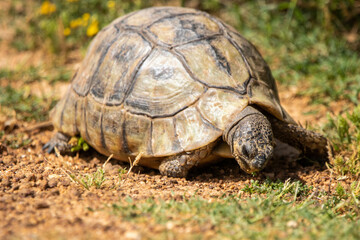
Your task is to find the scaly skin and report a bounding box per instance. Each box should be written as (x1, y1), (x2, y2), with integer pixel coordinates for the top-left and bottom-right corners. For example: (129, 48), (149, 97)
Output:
(268, 116), (329, 161)
(225, 106), (275, 173)
(159, 143), (215, 178)
(43, 132), (71, 154)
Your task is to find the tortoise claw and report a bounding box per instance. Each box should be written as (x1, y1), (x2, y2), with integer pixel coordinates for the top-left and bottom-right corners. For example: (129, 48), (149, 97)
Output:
(42, 142), (54, 154)
(42, 142), (50, 151)
(43, 132), (71, 154)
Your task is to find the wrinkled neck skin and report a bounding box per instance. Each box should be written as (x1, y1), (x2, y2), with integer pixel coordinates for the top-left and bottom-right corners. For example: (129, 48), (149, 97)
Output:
(224, 106), (275, 173)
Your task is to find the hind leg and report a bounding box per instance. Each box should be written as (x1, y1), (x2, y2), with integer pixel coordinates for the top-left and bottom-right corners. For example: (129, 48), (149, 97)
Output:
(159, 144), (214, 178)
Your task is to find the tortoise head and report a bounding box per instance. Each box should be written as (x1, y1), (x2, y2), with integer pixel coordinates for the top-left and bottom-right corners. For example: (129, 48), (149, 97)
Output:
(225, 106), (274, 173)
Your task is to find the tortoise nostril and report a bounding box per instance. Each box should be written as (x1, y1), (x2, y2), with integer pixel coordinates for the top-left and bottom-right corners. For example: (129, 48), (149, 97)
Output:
(241, 144), (251, 159)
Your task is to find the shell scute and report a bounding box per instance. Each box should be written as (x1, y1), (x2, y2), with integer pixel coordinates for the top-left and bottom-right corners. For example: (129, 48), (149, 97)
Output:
(72, 26), (119, 96)
(119, 7), (198, 29)
(226, 28), (295, 123)
(197, 88), (249, 130)
(147, 13), (220, 46)
(175, 36), (250, 92)
(227, 30), (276, 90)
(89, 31), (152, 105)
(174, 107), (221, 151)
(101, 106), (127, 157)
(123, 112), (153, 156)
(152, 118), (182, 156)
(125, 49), (205, 117)
(81, 98), (107, 154)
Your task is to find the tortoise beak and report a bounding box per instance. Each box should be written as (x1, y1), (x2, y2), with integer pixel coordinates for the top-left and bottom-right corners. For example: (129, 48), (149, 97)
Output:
(234, 145), (273, 173)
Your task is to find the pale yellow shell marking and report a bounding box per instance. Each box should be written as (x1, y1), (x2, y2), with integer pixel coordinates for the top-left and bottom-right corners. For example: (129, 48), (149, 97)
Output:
(152, 117), (181, 156)
(51, 86), (83, 137)
(80, 97), (107, 154)
(175, 37), (250, 91)
(248, 80), (295, 124)
(123, 112), (152, 156)
(71, 95), (85, 140)
(197, 88), (249, 130)
(174, 106), (221, 151)
(49, 88), (65, 131)
(60, 89), (79, 135)
(101, 106), (127, 157)
(125, 49), (205, 117)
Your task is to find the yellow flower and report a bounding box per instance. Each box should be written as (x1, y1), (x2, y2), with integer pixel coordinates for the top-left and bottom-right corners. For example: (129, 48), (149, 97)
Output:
(82, 13), (90, 23)
(70, 18), (82, 28)
(39, 1), (56, 15)
(107, 1), (115, 9)
(87, 19), (99, 37)
(63, 28), (71, 36)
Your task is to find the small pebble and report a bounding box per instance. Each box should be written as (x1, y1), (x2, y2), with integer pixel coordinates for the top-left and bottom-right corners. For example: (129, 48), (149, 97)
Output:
(48, 178), (58, 188)
(286, 220), (298, 228)
(26, 174), (36, 182)
(60, 178), (71, 187)
(69, 188), (82, 198)
(38, 180), (48, 190)
(35, 201), (50, 209)
(18, 188), (35, 198)
(124, 231), (141, 240)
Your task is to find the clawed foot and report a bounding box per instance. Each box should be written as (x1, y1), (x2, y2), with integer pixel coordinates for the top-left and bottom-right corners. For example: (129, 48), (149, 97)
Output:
(159, 145), (213, 178)
(159, 155), (190, 178)
(43, 132), (71, 154)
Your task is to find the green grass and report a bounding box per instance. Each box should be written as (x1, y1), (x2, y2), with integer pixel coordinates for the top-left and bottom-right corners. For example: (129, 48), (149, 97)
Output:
(64, 155), (111, 190)
(0, 66), (72, 84)
(110, 182), (360, 239)
(241, 179), (312, 197)
(69, 167), (107, 190)
(0, 67), (43, 83)
(1, 132), (32, 149)
(323, 106), (360, 178)
(69, 136), (90, 153)
(0, 66), (71, 122)
(0, 85), (56, 122)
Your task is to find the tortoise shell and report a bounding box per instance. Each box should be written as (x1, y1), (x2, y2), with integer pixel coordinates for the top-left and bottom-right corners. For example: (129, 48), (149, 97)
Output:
(50, 7), (294, 168)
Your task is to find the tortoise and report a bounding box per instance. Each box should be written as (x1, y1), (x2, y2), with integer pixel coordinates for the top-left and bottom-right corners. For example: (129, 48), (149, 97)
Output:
(44, 7), (328, 177)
